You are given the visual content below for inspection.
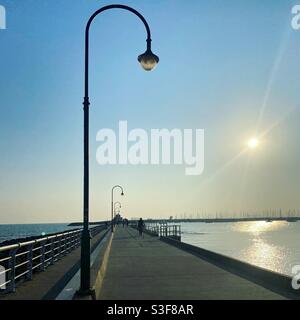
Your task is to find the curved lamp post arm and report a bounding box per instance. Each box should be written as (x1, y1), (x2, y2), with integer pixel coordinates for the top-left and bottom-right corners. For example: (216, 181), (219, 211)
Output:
(112, 185), (124, 197)
(85, 4), (152, 98)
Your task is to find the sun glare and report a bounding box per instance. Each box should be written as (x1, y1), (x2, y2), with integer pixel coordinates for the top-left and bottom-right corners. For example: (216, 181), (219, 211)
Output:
(247, 138), (259, 149)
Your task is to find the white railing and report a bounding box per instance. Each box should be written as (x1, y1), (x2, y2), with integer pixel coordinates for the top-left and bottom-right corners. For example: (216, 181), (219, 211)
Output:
(0, 225), (105, 294)
(144, 223), (181, 241)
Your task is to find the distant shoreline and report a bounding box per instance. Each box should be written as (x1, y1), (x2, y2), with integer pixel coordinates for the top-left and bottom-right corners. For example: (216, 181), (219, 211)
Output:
(68, 217), (300, 226)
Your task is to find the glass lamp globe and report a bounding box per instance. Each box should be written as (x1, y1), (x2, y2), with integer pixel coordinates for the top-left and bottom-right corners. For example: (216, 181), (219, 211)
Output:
(138, 49), (159, 71)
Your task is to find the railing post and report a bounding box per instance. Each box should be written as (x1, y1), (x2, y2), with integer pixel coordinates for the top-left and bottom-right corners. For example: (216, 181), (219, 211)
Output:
(69, 233), (74, 251)
(63, 234), (67, 254)
(69, 233), (73, 252)
(75, 232), (79, 248)
(8, 249), (17, 293)
(0, 264), (7, 293)
(58, 235), (63, 259)
(73, 232), (77, 248)
(72, 233), (76, 249)
(78, 231), (82, 246)
(69, 233), (74, 250)
(40, 240), (46, 271)
(65, 233), (70, 254)
(26, 244), (33, 280)
(62, 235), (66, 256)
(63, 234), (68, 254)
(50, 237), (55, 265)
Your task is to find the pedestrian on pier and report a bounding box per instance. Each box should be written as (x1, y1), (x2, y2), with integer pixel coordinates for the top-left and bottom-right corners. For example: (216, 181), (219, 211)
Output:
(138, 218), (145, 238)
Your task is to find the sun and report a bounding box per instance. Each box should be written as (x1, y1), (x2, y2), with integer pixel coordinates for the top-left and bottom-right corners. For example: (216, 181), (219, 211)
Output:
(247, 138), (259, 149)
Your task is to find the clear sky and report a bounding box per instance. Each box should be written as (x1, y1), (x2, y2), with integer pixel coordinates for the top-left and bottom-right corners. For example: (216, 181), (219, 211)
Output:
(1, 0), (300, 223)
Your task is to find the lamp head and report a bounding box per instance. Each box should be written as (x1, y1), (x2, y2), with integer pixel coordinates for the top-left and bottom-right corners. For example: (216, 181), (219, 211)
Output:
(138, 39), (159, 71)
(121, 192), (124, 196)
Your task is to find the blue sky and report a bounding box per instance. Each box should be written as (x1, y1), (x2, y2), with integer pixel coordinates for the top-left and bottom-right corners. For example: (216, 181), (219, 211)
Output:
(1, 0), (300, 223)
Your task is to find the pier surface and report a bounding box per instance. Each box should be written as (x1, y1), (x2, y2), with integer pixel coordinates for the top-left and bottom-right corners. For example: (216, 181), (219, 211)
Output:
(99, 227), (285, 300)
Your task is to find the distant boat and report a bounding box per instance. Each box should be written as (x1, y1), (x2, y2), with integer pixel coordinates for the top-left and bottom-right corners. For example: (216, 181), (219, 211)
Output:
(266, 219), (272, 223)
(286, 218), (298, 222)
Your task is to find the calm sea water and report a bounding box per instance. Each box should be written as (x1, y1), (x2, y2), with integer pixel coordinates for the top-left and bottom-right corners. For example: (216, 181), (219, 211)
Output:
(2, 221), (300, 277)
(0, 224), (76, 244)
(181, 221), (300, 276)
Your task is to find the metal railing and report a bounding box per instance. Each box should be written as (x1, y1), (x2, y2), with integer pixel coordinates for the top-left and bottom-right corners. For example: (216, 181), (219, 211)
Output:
(0, 225), (106, 294)
(145, 223), (181, 241)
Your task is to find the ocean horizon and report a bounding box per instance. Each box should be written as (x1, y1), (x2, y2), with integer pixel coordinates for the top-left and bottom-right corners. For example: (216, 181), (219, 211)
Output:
(0, 223), (78, 244)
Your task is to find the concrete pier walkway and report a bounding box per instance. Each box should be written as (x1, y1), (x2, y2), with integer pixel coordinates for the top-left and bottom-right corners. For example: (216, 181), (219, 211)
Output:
(99, 227), (285, 300)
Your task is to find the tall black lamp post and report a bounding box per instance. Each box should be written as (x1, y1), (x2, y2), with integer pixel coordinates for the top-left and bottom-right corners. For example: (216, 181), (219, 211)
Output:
(80, 4), (159, 295)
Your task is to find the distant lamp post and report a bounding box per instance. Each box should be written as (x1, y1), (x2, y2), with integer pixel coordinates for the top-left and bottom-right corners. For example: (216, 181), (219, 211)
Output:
(114, 201), (122, 210)
(111, 186), (124, 232)
(79, 4), (159, 295)
(114, 201), (122, 223)
(114, 201), (122, 214)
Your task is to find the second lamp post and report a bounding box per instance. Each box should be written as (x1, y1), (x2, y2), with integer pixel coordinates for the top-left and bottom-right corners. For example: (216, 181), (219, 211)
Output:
(111, 186), (124, 232)
(114, 201), (122, 223)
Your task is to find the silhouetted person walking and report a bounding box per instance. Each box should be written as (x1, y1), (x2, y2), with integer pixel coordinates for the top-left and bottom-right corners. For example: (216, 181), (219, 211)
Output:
(138, 218), (144, 238)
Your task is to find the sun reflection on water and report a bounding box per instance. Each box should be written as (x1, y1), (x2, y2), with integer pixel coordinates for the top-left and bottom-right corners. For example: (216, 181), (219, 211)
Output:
(240, 239), (287, 273)
(182, 221), (299, 276)
(233, 220), (288, 234)
(233, 221), (289, 274)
